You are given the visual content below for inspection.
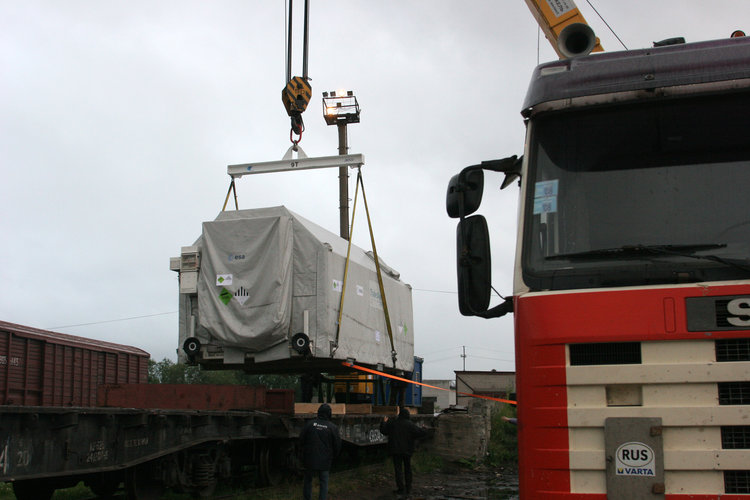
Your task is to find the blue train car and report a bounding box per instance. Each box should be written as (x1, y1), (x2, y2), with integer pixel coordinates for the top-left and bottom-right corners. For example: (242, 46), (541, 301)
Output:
(404, 356), (423, 407)
(372, 356), (422, 407)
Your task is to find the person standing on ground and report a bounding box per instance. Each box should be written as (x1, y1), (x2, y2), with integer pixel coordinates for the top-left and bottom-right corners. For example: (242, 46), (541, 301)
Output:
(380, 407), (427, 496)
(300, 403), (342, 500)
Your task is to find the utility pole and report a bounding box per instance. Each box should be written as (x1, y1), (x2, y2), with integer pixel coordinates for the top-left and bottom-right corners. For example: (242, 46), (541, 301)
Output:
(337, 122), (349, 239)
(461, 346), (467, 371)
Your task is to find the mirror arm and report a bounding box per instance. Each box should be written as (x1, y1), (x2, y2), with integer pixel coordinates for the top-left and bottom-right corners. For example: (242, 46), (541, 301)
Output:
(475, 296), (514, 319)
(480, 155), (523, 190)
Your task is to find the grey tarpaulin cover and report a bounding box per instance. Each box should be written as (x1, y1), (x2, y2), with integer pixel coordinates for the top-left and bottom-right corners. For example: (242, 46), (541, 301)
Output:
(178, 206), (414, 372)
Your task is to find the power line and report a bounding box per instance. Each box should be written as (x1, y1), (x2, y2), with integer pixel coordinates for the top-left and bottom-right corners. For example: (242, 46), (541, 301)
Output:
(411, 287), (456, 295)
(425, 355), (460, 364)
(585, 0), (628, 50)
(47, 311), (177, 330)
(463, 346), (514, 355)
(471, 354), (515, 363)
(422, 353), (515, 365)
(420, 346), (464, 356)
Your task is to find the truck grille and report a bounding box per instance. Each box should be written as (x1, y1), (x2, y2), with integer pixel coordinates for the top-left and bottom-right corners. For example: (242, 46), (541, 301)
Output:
(716, 338), (750, 362)
(567, 338), (750, 496)
(569, 342), (641, 366)
(718, 382), (750, 405)
(725, 471), (750, 494)
(721, 426), (750, 449)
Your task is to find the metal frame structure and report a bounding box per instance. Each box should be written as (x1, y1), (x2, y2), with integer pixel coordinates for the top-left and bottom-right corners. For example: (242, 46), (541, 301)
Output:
(227, 153), (364, 177)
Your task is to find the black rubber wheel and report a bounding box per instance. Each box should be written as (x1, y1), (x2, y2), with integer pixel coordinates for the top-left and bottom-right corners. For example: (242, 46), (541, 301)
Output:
(183, 337), (201, 356)
(291, 332), (310, 354)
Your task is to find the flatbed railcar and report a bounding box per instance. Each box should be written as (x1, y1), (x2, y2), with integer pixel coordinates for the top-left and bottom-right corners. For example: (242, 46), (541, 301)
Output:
(0, 321), (434, 499)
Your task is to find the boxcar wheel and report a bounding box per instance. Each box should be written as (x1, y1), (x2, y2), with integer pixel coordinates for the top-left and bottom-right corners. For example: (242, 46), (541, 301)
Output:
(87, 472), (120, 498)
(258, 445), (283, 486)
(12, 479), (55, 500)
(127, 463), (164, 500)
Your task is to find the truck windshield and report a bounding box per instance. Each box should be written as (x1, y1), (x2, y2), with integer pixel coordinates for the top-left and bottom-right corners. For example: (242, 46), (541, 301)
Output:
(522, 91), (750, 291)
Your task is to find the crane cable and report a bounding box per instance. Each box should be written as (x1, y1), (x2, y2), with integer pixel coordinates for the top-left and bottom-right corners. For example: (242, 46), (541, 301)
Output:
(334, 168), (398, 368)
(282, 0), (312, 144)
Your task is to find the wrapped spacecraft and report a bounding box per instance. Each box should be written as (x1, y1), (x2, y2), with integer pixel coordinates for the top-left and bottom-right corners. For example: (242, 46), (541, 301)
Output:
(170, 206), (414, 374)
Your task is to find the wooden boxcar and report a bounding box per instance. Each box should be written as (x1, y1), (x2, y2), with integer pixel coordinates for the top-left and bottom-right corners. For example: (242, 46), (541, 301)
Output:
(0, 320), (149, 406)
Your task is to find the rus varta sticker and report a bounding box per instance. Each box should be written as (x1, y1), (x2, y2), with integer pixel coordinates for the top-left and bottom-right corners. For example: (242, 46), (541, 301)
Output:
(615, 442), (655, 477)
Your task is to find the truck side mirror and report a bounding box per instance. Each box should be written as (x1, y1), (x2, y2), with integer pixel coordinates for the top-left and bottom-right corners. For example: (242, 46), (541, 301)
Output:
(446, 169), (484, 219)
(456, 215), (491, 315)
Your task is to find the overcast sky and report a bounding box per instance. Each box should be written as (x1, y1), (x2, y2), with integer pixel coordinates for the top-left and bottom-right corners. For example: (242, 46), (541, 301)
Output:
(2, 1), (747, 380)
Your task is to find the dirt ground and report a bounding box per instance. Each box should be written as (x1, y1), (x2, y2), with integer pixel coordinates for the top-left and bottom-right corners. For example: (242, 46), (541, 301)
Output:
(324, 462), (519, 500)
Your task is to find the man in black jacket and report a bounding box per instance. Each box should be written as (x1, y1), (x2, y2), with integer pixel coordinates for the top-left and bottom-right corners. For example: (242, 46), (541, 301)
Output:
(300, 403), (341, 500)
(380, 407), (427, 496)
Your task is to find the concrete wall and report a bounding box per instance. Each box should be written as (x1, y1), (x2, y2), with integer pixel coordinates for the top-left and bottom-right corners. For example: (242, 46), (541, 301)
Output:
(428, 399), (493, 460)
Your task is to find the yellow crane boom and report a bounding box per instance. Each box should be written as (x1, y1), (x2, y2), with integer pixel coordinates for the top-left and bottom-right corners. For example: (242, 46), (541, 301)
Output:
(523, 0), (603, 58)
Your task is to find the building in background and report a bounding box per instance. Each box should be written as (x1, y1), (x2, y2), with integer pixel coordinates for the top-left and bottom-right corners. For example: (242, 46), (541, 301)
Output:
(455, 370), (516, 407)
(422, 379), (456, 412)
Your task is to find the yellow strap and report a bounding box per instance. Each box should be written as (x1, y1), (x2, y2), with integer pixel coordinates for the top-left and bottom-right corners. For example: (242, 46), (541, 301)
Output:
(222, 178), (239, 211)
(334, 169), (398, 367)
(357, 170), (397, 366)
(334, 171), (361, 348)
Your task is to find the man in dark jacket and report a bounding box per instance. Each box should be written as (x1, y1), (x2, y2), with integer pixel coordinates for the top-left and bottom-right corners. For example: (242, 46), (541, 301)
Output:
(380, 407), (427, 496)
(300, 403), (341, 500)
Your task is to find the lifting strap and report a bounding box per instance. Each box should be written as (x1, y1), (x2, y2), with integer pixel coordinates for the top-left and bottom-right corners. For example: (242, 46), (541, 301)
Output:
(334, 168), (398, 367)
(221, 178), (239, 211)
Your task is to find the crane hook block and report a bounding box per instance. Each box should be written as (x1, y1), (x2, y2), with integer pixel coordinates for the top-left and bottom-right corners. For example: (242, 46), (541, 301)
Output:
(282, 76), (312, 116)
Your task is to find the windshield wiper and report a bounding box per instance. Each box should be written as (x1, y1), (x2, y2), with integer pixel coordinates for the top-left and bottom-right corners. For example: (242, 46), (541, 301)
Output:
(547, 244), (750, 273)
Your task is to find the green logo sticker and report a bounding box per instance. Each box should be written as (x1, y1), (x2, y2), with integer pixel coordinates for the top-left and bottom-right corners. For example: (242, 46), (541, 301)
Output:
(219, 288), (233, 305)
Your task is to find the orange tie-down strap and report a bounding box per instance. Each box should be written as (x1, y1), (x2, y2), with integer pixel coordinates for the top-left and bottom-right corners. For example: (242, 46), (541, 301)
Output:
(341, 361), (517, 406)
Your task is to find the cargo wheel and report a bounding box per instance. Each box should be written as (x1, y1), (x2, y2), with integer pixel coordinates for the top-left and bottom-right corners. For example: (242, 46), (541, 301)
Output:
(291, 332), (311, 354)
(183, 337), (201, 356)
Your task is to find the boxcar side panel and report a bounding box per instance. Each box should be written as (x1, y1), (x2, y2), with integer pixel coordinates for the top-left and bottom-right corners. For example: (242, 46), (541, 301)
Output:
(0, 321), (149, 407)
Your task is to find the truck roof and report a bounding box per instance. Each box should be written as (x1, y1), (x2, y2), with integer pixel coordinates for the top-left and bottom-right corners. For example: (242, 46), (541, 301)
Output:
(522, 36), (750, 117)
